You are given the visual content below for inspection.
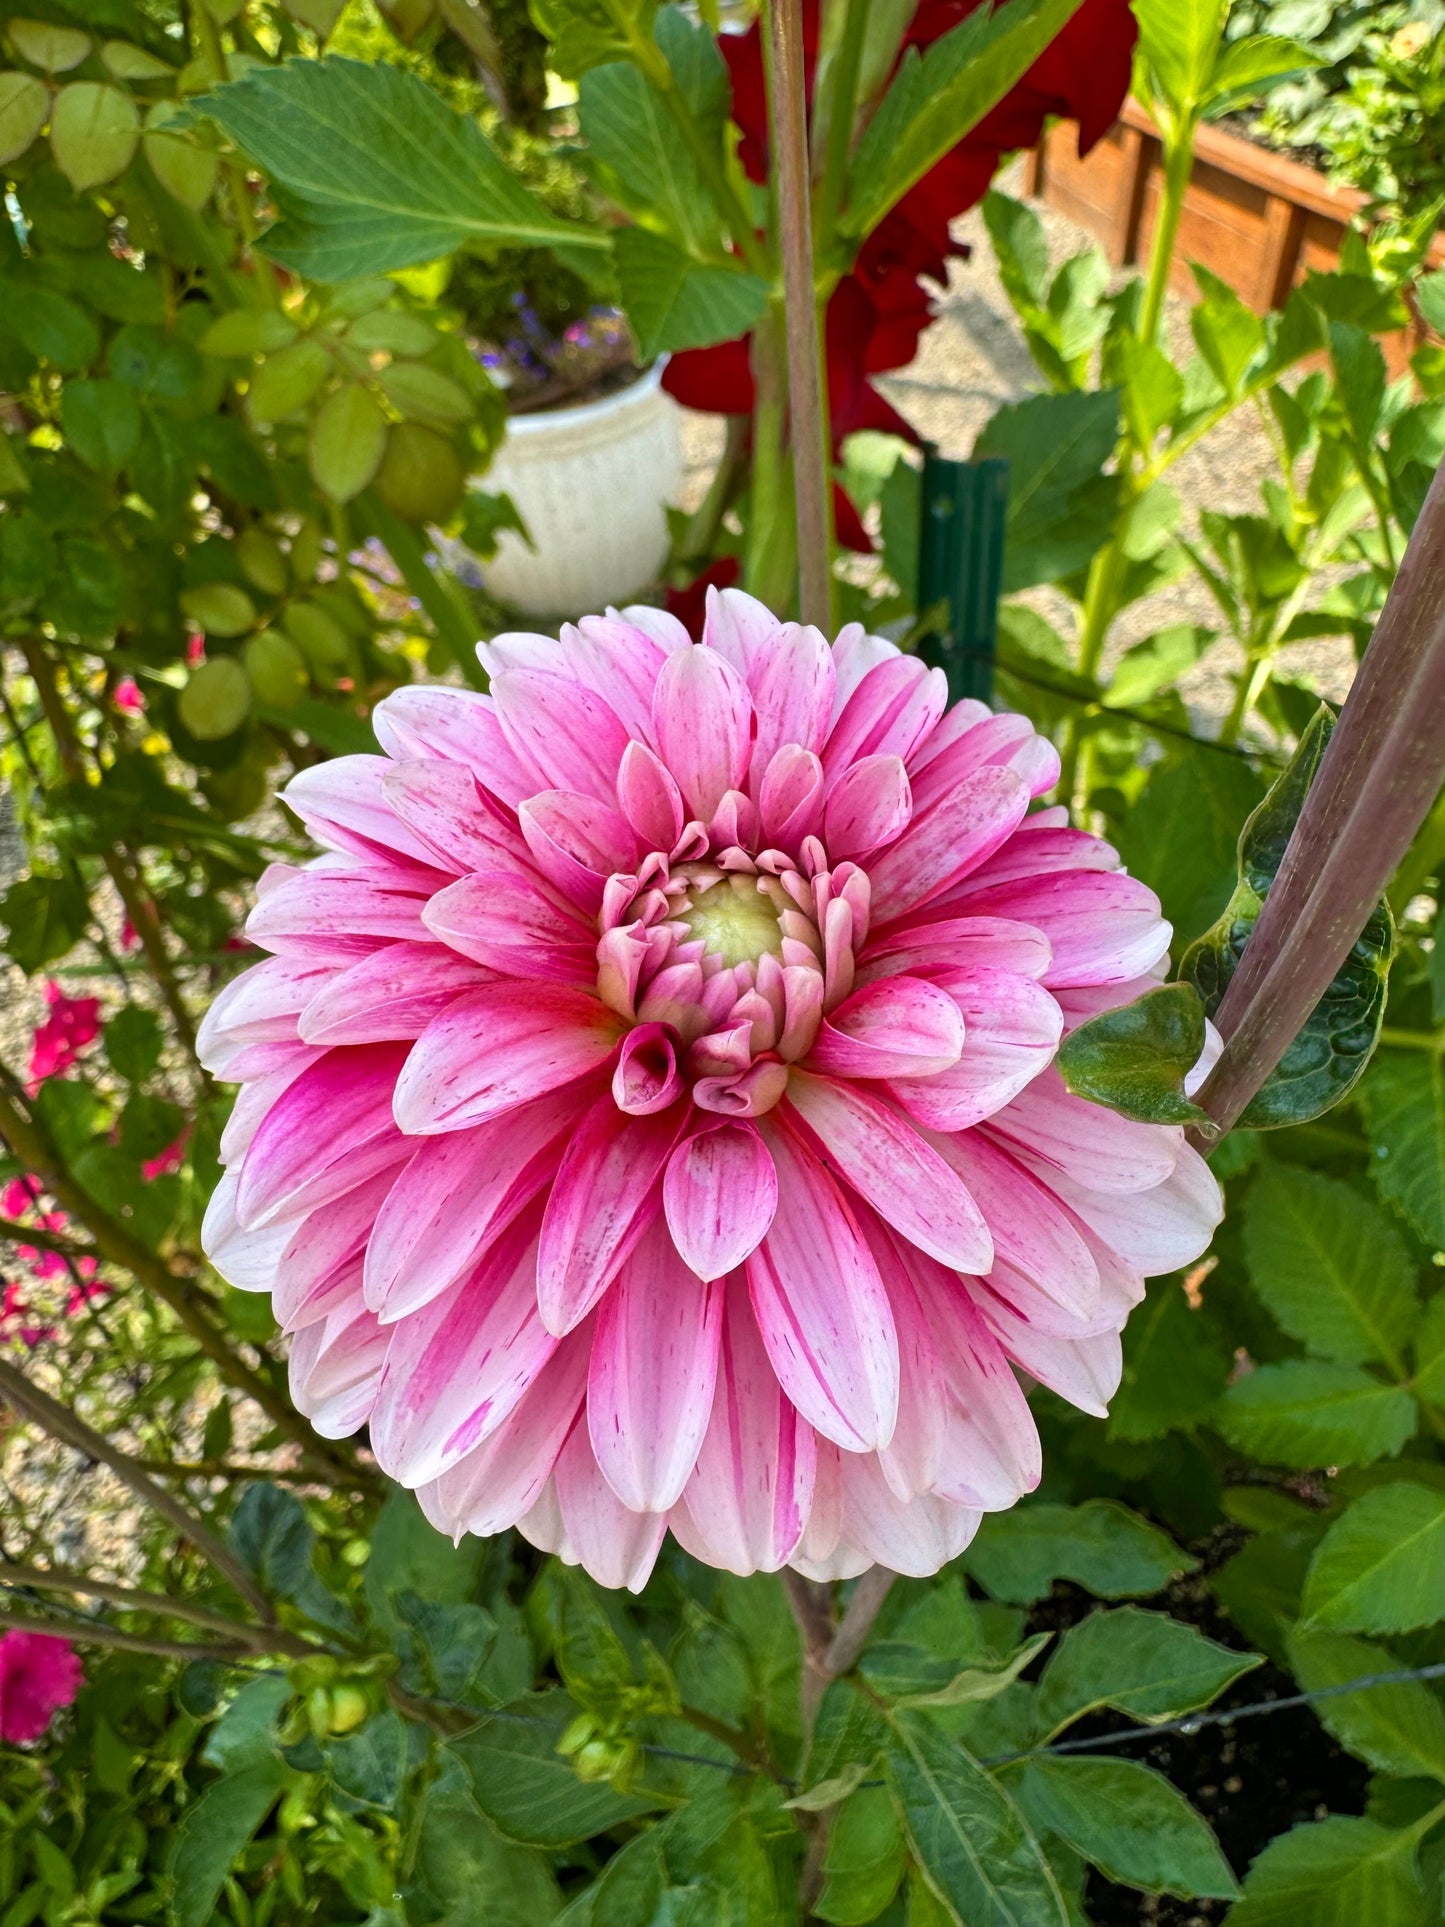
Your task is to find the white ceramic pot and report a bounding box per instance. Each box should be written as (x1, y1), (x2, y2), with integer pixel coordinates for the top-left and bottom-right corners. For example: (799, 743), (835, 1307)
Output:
(476, 360), (685, 617)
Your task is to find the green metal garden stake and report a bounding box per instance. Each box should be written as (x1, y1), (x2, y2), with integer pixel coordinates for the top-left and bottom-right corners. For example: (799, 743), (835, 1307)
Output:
(916, 450), (1010, 704)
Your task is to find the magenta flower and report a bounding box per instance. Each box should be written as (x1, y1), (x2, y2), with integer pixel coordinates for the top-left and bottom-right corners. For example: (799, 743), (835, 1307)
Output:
(0, 1632), (82, 1743)
(200, 593), (1220, 1588)
(27, 982), (102, 1091)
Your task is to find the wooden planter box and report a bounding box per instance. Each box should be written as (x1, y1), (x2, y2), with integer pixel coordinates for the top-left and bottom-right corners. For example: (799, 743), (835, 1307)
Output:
(1026, 98), (1444, 371)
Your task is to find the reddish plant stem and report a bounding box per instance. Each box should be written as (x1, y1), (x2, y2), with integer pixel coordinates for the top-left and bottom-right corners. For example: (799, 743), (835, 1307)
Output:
(766, 0), (833, 630)
(1193, 462), (1445, 1141)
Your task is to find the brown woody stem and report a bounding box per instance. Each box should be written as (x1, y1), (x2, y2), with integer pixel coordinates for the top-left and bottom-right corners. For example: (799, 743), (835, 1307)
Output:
(0, 1559), (308, 1647)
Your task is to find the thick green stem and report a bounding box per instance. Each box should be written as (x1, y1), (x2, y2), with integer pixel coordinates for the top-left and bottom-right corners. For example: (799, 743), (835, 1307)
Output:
(1140, 132), (1193, 346)
(768, 0), (833, 630)
(813, 0), (869, 242)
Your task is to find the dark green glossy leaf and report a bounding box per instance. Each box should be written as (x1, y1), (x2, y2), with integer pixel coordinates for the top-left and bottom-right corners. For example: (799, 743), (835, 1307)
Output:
(1033, 1606), (1261, 1740)
(1057, 981), (1207, 1124)
(1007, 1757), (1238, 1899)
(964, 1500), (1196, 1607)
(0, 872), (88, 972)
(167, 1759), (287, 1927)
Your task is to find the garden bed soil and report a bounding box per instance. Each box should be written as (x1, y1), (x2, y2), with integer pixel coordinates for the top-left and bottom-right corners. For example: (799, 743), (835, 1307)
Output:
(1028, 99), (1445, 375)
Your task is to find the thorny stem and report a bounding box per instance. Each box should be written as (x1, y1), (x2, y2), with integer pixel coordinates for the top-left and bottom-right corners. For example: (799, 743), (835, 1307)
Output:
(767, 0), (833, 631)
(1192, 459), (1445, 1141)
(0, 1354), (274, 1623)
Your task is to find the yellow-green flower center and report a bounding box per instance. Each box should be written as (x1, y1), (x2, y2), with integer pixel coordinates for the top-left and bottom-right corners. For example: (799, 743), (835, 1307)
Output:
(679, 874), (785, 968)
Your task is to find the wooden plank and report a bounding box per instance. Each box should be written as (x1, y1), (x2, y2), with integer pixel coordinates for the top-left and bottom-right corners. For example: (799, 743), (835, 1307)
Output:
(1255, 194), (1307, 310)
(1114, 122), (1154, 266)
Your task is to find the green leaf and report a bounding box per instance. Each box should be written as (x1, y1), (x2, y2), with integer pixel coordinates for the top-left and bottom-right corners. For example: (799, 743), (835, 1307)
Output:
(886, 1711), (1069, 1927)
(1108, 1281), (1232, 1442)
(14, 287), (101, 372)
(1288, 1630), (1445, 1782)
(1361, 1051), (1445, 1251)
(448, 1692), (659, 1847)
(1217, 1361), (1417, 1469)
(230, 1482), (313, 1597)
(612, 228), (768, 361)
(965, 1501), (1196, 1607)
(327, 1709), (409, 1808)
(1330, 320), (1387, 445)
(1, 872), (88, 971)
(167, 1759), (287, 1927)
(1243, 1167), (1420, 1369)
(408, 1763), (563, 1927)
(202, 1676), (291, 1771)
(1180, 708), (1394, 1128)
(1189, 265), (1265, 396)
(888, 1634), (1053, 1711)
(579, 52), (720, 254)
(1134, 0), (1227, 123)
(972, 389), (1120, 592)
(1008, 1757), (1238, 1899)
(530, 0), (657, 78)
(1413, 1296), (1445, 1409)
(1106, 621), (1213, 708)
(365, 1487), (485, 1634)
(1115, 742), (1266, 942)
(197, 58), (606, 281)
(102, 1004), (164, 1084)
(309, 384), (387, 504)
(1302, 1483), (1445, 1634)
(1227, 1817), (1428, 1927)
(816, 1786), (907, 1926)
(1057, 982), (1207, 1125)
(61, 377), (141, 474)
(844, 0), (1086, 241)
(1034, 1606), (1261, 1740)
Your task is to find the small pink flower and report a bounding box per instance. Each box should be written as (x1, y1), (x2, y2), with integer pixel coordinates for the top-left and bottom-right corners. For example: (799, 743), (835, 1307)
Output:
(65, 1276), (108, 1316)
(114, 677), (146, 715)
(0, 1180), (35, 1220)
(186, 632), (206, 667)
(0, 1632), (83, 1743)
(120, 919), (140, 953)
(200, 592), (1221, 1589)
(142, 1134), (189, 1181)
(0, 1283), (29, 1320)
(27, 984), (102, 1091)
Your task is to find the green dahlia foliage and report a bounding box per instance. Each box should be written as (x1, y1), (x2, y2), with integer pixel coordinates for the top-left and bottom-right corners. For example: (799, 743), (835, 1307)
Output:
(1, 0), (1445, 1920)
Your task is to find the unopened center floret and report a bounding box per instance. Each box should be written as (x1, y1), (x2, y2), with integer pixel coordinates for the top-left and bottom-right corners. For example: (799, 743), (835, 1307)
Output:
(677, 872), (786, 968)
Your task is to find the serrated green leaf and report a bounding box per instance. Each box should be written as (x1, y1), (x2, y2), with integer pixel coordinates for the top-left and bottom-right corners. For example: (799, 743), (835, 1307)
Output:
(612, 227), (768, 361)
(1288, 1630), (1445, 1782)
(579, 52), (720, 254)
(1302, 1483), (1445, 1634)
(1228, 1816), (1428, 1927)
(885, 1711), (1069, 1927)
(1181, 708), (1394, 1128)
(965, 1501), (1196, 1607)
(447, 1692), (660, 1847)
(326, 1709), (408, 1808)
(1034, 1606), (1261, 1740)
(1057, 982), (1207, 1124)
(972, 388), (1120, 591)
(1361, 1051), (1445, 1251)
(167, 1759), (288, 1927)
(196, 58), (606, 280)
(1243, 1167), (1420, 1369)
(1217, 1361), (1417, 1469)
(1007, 1756), (1238, 1899)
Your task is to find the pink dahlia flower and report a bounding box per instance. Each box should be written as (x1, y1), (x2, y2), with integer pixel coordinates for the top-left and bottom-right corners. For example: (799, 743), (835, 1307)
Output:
(0, 1631), (82, 1743)
(200, 593), (1220, 1589)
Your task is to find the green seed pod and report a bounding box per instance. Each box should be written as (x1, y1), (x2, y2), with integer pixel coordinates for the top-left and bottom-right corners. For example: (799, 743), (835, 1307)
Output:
(243, 629), (308, 709)
(309, 383), (387, 504)
(179, 581), (256, 637)
(178, 657), (250, 740)
(374, 421), (465, 525)
(0, 73), (50, 168)
(327, 1685), (370, 1735)
(49, 82), (140, 192)
(234, 526), (289, 597)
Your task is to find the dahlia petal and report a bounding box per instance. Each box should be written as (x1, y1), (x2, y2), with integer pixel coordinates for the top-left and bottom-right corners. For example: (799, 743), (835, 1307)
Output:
(236, 1044), (410, 1229)
(245, 865), (433, 962)
(552, 1423), (668, 1592)
(617, 740), (686, 849)
(746, 1126), (899, 1453)
(613, 1024), (684, 1115)
(568, 614), (676, 741)
(673, 1274), (816, 1575)
(392, 986), (622, 1134)
(520, 790), (639, 913)
(889, 967), (1062, 1131)
(536, 1096), (681, 1335)
(758, 743), (826, 848)
(276, 1167), (403, 1330)
(491, 667), (632, 805)
(652, 644), (753, 819)
(418, 1326), (592, 1538)
(824, 753), (913, 859)
(296, 944), (484, 1048)
(808, 975), (965, 1080)
(908, 710), (1059, 812)
(289, 1301), (387, 1439)
(381, 761), (524, 873)
(368, 1209), (554, 1484)
(823, 655), (947, 779)
(830, 626), (902, 720)
(859, 914), (1052, 985)
(588, 1217), (724, 1511)
(202, 1171), (294, 1293)
(220, 1052), (323, 1165)
(952, 872), (1171, 987)
(701, 584), (787, 681)
(861, 1221), (948, 1502)
(967, 1281), (1121, 1418)
(282, 755), (438, 868)
(926, 1130), (1101, 1321)
(421, 872), (597, 982)
(961, 824), (1119, 890)
(364, 1088), (583, 1321)
(1042, 1142), (1222, 1275)
(836, 1454), (981, 1578)
(476, 628), (568, 677)
(663, 1120), (778, 1279)
(748, 622), (836, 775)
(617, 602), (692, 654)
(785, 1072), (992, 1273)
(867, 768), (1030, 921)
(987, 1068), (1179, 1194)
(372, 687), (535, 809)
(197, 955), (331, 1071)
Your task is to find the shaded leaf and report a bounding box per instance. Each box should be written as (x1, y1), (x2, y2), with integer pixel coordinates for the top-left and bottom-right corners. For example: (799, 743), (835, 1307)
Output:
(1035, 1606), (1261, 1740)
(1008, 1757), (1237, 1899)
(1302, 1483), (1445, 1634)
